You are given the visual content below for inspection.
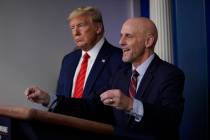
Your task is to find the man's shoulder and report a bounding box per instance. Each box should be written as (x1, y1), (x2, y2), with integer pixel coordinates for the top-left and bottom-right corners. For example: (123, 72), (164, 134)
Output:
(103, 40), (121, 51)
(61, 49), (81, 64)
(98, 41), (122, 61)
(64, 49), (80, 58)
(109, 46), (122, 57)
(153, 55), (185, 77)
(160, 59), (184, 74)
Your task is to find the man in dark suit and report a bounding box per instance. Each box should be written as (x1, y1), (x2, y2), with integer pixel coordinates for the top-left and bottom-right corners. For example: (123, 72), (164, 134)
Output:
(100, 17), (185, 140)
(24, 6), (124, 124)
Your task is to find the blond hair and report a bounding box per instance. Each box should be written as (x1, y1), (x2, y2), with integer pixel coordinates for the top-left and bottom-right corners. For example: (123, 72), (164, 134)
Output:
(68, 6), (102, 22)
(68, 6), (104, 33)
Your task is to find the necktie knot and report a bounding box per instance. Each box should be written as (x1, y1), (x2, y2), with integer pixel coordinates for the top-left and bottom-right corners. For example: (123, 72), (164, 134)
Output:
(83, 53), (90, 60)
(132, 70), (139, 78)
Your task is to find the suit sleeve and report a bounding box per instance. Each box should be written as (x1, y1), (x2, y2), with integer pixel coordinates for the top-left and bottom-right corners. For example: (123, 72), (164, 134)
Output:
(56, 56), (66, 96)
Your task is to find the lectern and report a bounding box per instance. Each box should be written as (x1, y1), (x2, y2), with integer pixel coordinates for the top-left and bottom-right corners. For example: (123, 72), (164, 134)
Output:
(0, 106), (114, 140)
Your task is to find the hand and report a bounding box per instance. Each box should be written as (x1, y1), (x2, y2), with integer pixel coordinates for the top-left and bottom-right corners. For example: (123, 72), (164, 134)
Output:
(100, 89), (133, 112)
(24, 86), (50, 106)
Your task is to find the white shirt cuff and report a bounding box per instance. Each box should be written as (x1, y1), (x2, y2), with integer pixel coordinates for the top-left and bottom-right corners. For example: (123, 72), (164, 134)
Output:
(129, 98), (144, 122)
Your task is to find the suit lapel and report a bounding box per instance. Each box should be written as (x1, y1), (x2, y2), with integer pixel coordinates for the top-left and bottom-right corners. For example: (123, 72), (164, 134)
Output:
(136, 54), (160, 99)
(136, 72), (153, 99)
(83, 41), (111, 97)
(66, 50), (81, 97)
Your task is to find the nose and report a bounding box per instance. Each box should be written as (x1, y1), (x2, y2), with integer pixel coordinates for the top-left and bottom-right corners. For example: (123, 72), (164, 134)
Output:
(119, 35), (125, 46)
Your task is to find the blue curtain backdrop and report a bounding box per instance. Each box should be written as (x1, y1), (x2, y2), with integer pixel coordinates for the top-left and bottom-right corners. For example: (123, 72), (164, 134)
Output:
(140, 0), (208, 139)
(140, 0), (149, 18)
(206, 0), (210, 89)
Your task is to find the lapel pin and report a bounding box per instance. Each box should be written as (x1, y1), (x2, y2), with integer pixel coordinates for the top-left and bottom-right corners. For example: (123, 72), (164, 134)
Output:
(101, 59), (106, 63)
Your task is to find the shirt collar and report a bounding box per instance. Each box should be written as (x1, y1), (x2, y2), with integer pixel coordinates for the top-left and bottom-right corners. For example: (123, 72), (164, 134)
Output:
(81, 37), (105, 57)
(133, 53), (155, 76)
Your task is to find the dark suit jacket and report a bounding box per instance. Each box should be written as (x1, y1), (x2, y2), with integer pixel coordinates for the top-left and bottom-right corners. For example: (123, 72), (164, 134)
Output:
(111, 54), (185, 140)
(53, 40), (125, 124)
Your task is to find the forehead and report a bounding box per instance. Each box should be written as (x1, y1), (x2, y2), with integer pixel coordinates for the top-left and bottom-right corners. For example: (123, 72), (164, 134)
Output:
(69, 15), (92, 25)
(121, 22), (138, 34)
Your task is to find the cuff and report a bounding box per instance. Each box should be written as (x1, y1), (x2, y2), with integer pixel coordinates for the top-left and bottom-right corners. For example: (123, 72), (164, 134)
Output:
(129, 98), (144, 122)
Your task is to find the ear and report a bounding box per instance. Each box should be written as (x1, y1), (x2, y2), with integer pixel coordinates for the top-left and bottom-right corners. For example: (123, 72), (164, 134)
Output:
(95, 23), (103, 34)
(145, 35), (154, 48)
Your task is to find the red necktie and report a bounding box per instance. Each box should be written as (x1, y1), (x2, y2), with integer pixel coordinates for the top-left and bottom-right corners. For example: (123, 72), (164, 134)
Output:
(73, 53), (90, 98)
(129, 70), (139, 98)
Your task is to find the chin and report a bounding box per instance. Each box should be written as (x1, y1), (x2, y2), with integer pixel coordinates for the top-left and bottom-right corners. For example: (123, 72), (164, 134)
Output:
(122, 57), (130, 63)
(76, 45), (85, 49)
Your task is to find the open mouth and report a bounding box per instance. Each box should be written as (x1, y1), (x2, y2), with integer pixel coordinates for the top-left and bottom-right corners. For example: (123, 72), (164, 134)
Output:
(75, 39), (81, 43)
(122, 48), (130, 53)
